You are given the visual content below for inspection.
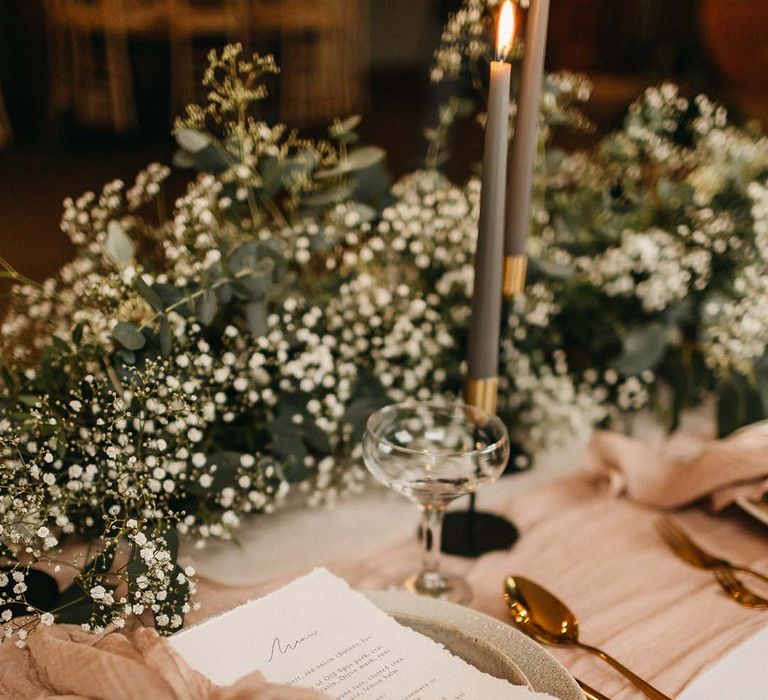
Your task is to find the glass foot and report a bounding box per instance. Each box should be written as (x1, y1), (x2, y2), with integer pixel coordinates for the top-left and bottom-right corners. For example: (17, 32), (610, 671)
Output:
(403, 572), (472, 605)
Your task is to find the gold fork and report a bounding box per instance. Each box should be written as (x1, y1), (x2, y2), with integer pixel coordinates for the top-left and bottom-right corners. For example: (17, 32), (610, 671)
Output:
(655, 516), (768, 585)
(713, 568), (768, 609)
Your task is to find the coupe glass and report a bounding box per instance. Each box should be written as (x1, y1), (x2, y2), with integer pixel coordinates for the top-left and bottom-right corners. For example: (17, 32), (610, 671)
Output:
(362, 402), (510, 604)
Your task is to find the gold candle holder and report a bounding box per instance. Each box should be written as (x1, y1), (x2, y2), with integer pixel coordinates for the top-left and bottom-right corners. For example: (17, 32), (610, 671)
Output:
(464, 376), (499, 415)
(502, 255), (528, 298)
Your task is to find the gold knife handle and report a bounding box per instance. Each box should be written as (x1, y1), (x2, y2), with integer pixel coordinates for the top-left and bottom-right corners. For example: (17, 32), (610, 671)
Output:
(576, 677), (611, 700)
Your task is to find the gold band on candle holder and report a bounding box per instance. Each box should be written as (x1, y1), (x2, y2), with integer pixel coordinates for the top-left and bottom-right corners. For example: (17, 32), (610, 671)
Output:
(464, 376), (499, 415)
(503, 255), (528, 298)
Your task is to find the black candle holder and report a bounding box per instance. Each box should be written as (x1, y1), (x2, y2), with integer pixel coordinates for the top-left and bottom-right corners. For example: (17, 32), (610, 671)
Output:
(441, 493), (519, 557)
(439, 400), (526, 558)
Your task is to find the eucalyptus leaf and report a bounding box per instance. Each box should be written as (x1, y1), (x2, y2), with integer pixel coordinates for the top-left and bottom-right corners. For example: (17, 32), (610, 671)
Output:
(662, 299), (694, 327)
(195, 144), (237, 173)
(134, 278), (164, 312)
(271, 428), (307, 482)
(331, 115), (362, 136)
(228, 241), (260, 275)
(112, 322), (146, 351)
(244, 299), (267, 335)
(176, 128), (212, 154)
(72, 322), (85, 345)
(544, 148), (567, 173)
(303, 421), (331, 454)
(531, 258), (576, 280)
(51, 335), (69, 354)
(153, 283), (183, 309)
(196, 290), (218, 325)
(172, 149), (196, 169)
(104, 221), (135, 266)
(114, 349), (137, 367)
(611, 322), (668, 375)
(233, 271), (271, 300)
(343, 146), (387, 170)
(343, 376), (388, 444)
(283, 151), (318, 179)
(348, 162), (393, 210)
(301, 183), (356, 209)
(334, 132), (360, 146)
(257, 155), (282, 196)
(217, 281), (233, 305)
(159, 316), (172, 357)
(315, 146), (385, 179)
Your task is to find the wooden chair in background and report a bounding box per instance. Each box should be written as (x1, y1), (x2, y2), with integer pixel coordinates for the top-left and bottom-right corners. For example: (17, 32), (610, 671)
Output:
(43, 0), (73, 129)
(41, 0), (368, 132)
(168, 0), (250, 118)
(251, 0), (367, 125)
(61, 0), (167, 133)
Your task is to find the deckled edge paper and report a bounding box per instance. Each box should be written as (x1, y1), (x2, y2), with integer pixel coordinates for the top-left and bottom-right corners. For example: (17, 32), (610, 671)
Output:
(169, 567), (547, 698)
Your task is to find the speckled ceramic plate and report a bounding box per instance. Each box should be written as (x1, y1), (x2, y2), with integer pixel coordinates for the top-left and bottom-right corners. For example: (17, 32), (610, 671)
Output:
(366, 590), (582, 700)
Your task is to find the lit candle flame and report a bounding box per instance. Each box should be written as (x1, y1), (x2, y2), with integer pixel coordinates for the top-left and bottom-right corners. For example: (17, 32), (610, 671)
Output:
(496, 0), (515, 61)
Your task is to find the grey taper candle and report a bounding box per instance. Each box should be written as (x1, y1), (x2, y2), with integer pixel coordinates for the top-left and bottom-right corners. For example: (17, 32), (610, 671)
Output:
(504, 0), (551, 260)
(467, 49), (512, 381)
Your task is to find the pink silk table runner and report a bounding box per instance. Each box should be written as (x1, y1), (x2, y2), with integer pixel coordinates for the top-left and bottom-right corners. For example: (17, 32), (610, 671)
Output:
(2, 472), (767, 699)
(193, 473), (768, 699)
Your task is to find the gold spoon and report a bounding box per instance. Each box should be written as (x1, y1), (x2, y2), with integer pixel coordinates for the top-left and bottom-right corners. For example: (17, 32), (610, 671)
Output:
(503, 576), (671, 700)
(576, 677), (611, 700)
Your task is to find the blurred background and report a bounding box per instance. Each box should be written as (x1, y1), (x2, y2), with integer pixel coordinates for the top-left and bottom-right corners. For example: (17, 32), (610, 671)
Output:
(1, 0), (767, 287)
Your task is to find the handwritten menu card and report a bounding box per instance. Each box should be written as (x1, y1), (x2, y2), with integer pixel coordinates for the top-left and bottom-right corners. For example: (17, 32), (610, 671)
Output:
(170, 568), (552, 699)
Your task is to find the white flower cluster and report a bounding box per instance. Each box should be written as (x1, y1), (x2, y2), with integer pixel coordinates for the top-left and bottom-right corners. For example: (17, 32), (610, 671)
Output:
(503, 347), (611, 454)
(127, 163), (171, 211)
(703, 264), (768, 375)
(377, 171), (476, 276)
(703, 181), (768, 381)
(576, 228), (711, 313)
(327, 273), (453, 403)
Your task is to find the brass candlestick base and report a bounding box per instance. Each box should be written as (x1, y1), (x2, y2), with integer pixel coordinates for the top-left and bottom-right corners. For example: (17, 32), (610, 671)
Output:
(464, 376), (499, 415)
(502, 255), (528, 298)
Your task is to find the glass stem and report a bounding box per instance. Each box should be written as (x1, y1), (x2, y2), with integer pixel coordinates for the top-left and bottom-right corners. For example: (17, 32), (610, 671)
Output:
(416, 503), (448, 593)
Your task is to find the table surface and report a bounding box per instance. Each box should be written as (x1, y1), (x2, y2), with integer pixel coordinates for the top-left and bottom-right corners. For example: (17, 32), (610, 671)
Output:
(184, 431), (768, 699)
